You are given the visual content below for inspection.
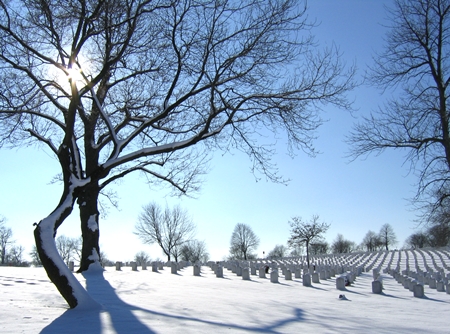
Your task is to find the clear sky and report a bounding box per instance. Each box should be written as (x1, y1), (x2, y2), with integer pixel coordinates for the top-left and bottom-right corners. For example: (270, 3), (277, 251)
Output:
(0, 0), (420, 262)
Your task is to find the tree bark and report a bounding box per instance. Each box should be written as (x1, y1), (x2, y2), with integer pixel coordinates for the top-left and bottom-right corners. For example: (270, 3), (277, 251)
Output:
(34, 186), (97, 308)
(77, 183), (101, 272)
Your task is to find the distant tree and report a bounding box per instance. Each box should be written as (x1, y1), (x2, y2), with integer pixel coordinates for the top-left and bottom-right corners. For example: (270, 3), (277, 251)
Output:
(7, 245), (26, 266)
(331, 234), (355, 254)
(99, 251), (114, 267)
(134, 251), (151, 266)
(0, 218), (13, 265)
(309, 241), (329, 255)
(288, 215), (330, 268)
(180, 240), (209, 263)
(347, 0), (450, 219)
(427, 223), (450, 247)
(362, 230), (383, 252)
(229, 223), (260, 260)
(29, 245), (42, 266)
(405, 232), (429, 249)
(289, 245), (305, 257)
(379, 224), (397, 251)
(55, 235), (81, 266)
(135, 203), (195, 262)
(268, 244), (288, 259)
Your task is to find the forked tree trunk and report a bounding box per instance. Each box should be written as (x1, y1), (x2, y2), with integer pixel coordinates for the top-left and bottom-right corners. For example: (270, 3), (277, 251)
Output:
(78, 183), (101, 272)
(34, 186), (98, 309)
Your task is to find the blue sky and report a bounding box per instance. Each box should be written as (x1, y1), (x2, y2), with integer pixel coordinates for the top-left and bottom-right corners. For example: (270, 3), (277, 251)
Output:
(0, 0), (420, 262)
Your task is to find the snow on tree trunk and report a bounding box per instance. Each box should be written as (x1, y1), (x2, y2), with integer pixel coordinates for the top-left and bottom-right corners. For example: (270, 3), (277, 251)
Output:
(78, 184), (101, 273)
(34, 185), (99, 309)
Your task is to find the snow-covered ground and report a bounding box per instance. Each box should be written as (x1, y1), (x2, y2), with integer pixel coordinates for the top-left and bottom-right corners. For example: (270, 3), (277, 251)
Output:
(1, 250), (449, 334)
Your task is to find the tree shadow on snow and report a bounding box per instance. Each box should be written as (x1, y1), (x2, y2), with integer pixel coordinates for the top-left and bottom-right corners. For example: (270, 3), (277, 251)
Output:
(40, 271), (155, 334)
(40, 271), (309, 333)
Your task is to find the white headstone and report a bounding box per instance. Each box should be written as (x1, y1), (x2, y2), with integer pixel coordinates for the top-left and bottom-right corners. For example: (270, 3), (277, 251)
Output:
(372, 280), (383, 294)
(242, 267), (250, 280)
(270, 269), (279, 283)
(193, 264), (201, 276)
(303, 273), (311, 287)
(171, 262), (177, 274)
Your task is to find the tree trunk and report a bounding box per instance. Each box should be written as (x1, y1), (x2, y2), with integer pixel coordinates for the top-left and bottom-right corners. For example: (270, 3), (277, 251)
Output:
(78, 183), (102, 272)
(34, 186), (97, 309)
(306, 241), (310, 268)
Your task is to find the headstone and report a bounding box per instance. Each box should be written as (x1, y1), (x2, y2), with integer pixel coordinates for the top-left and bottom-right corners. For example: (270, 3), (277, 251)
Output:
(429, 278), (437, 289)
(312, 272), (320, 283)
(413, 283), (424, 298)
(142, 263), (147, 270)
(372, 280), (383, 294)
(436, 281), (445, 292)
(242, 267), (250, 280)
(171, 262), (177, 274)
(250, 266), (257, 275)
(271, 269), (279, 283)
(319, 271), (327, 280)
(115, 261), (121, 271)
(216, 265), (223, 278)
(446, 283), (450, 294)
(295, 268), (301, 279)
(131, 261), (138, 271)
(285, 269), (292, 280)
(193, 264), (201, 276)
(152, 262), (158, 272)
(303, 273), (311, 287)
(373, 269), (379, 280)
(236, 266), (242, 276)
(259, 266), (266, 278)
(336, 276), (346, 291)
(68, 261), (74, 272)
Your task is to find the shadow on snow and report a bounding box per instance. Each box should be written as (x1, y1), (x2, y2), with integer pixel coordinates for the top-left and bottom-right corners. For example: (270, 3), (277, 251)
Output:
(40, 271), (306, 334)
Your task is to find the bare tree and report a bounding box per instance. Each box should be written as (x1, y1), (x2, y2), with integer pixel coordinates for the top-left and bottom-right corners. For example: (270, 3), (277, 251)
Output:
(405, 231), (429, 249)
(427, 223), (450, 247)
(361, 230), (383, 252)
(7, 245), (25, 266)
(0, 218), (13, 265)
(56, 235), (81, 266)
(267, 244), (288, 259)
(134, 251), (151, 266)
(0, 0), (355, 308)
(229, 223), (260, 260)
(348, 0), (450, 221)
(288, 215), (329, 268)
(180, 240), (209, 263)
(378, 224), (397, 251)
(309, 241), (329, 255)
(29, 245), (43, 267)
(331, 234), (355, 254)
(135, 202), (195, 262)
